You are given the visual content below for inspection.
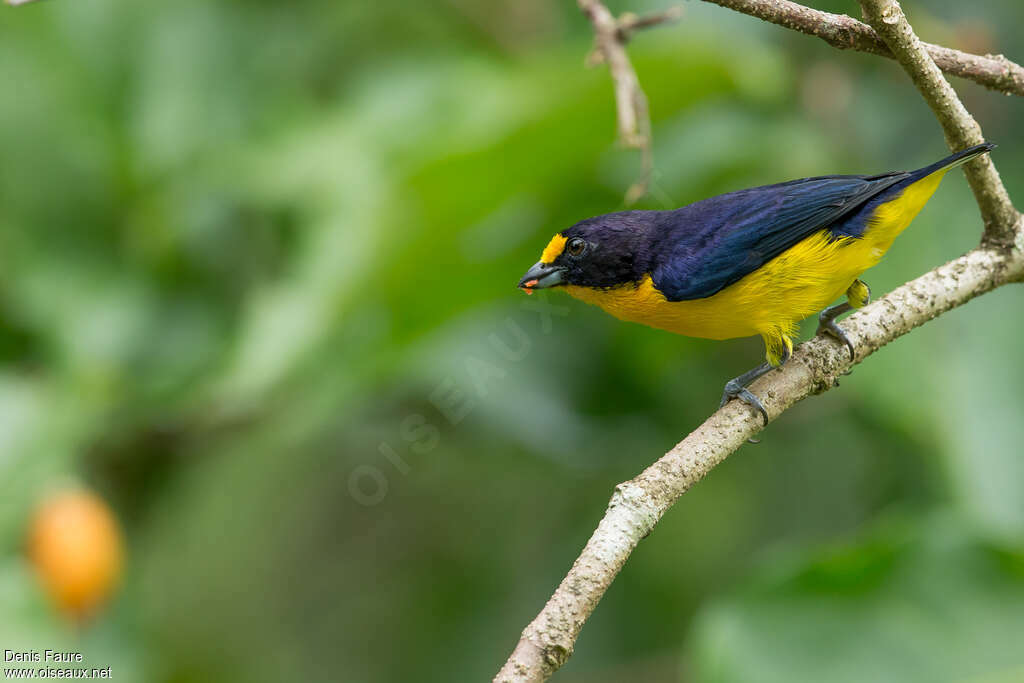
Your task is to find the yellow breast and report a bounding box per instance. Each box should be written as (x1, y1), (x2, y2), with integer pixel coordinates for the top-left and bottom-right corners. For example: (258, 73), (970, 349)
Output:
(564, 230), (866, 341)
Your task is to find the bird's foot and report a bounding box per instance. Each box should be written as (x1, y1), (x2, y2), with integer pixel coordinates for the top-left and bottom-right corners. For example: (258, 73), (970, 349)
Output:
(719, 377), (768, 426)
(816, 302), (854, 361)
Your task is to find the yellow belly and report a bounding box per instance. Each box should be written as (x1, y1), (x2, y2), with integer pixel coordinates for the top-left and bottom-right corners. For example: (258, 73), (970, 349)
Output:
(563, 170), (945, 344)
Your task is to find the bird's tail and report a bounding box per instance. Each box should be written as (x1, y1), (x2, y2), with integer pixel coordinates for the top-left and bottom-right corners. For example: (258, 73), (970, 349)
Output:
(914, 142), (996, 178)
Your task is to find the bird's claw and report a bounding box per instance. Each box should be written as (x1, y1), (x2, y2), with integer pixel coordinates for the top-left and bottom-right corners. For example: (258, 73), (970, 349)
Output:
(720, 379), (768, 426)
(817, 318), (855, 361)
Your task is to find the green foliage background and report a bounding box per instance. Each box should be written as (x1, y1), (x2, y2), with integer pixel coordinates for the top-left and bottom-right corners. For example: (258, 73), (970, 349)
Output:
(1, 0), (1023, 681)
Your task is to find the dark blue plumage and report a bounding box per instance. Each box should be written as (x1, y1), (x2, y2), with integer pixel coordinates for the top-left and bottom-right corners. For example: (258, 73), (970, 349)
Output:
(648, 172), (908, 300)
(559, 144), (994, 302)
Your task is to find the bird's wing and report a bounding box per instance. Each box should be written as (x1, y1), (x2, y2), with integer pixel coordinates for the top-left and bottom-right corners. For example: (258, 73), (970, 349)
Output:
(651, 172), (909, 301)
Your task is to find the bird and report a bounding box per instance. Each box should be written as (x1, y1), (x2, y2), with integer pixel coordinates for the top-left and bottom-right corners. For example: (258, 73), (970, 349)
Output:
(517, 143), (995, 424)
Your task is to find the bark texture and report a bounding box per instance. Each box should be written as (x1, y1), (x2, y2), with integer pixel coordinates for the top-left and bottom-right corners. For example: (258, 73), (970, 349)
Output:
(702, 0), (1024, 97)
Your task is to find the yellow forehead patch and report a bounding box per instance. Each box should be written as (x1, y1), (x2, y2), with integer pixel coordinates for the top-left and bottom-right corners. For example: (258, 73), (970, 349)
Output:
(540, 234), (567, 264)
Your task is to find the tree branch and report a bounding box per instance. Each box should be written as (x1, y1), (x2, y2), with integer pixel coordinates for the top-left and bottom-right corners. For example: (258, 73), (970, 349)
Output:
(496, 2), (1024, 681)
(495, 244), (1024, 682)
(857, 0), (1020, 247)
(578, 0), (681, 203)
(701, 0), (1024, 97)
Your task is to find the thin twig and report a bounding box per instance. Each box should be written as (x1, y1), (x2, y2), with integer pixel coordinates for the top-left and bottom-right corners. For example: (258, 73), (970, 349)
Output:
(701, 0), (1024, 97)
(617, 6), (684, 41)
(858, 0), (1021, 246)
(578, 0), (681, 204)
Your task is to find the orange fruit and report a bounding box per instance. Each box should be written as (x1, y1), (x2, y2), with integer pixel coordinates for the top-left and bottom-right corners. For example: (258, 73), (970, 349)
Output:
(27, 489), (123, 618)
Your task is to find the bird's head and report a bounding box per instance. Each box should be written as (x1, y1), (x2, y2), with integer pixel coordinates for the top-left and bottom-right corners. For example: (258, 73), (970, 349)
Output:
(517, 211), (655, 294)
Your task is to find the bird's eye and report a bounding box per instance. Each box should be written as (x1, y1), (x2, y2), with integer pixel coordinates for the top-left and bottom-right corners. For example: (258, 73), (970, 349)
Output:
(567, 237), (586, 256)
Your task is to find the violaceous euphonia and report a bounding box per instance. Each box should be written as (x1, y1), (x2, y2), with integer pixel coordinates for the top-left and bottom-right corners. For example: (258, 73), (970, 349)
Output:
(517, 143), (994, 423)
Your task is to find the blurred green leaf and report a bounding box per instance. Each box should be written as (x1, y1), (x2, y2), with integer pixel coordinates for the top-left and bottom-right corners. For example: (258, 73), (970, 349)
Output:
(689, 515), (1024, 683)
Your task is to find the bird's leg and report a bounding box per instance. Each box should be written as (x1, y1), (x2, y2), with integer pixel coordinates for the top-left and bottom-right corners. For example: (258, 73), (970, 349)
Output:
(719, 337), (792, 426)
(817, 279), (871, 361)
(817, 301), (852, 356)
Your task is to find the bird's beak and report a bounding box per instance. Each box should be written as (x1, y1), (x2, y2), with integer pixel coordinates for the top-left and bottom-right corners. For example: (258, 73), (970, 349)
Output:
(518, 261), (564, 294)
